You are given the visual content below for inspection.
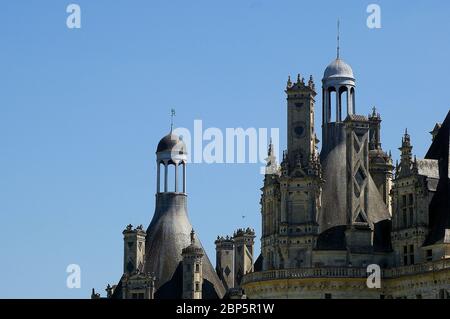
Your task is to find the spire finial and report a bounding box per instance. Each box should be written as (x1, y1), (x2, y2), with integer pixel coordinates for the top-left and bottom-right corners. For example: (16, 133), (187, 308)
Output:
(287, 75), (292, 88)
(267, 138), (273, 156)
(170, 108), (176, 132)
(337, 19), (340, 59)
(190, 229), (195, 245)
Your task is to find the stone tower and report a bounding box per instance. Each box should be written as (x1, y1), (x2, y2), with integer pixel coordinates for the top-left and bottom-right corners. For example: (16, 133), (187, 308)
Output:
(344, 114), (373, 250)
(368, 108), (394, 210)
(143, 131), (225, 299)
(321, 58), (356, 158)
(391, 130), (439, 266)
(398, 129), (413, 177)
(120, 224), (155, 299)
(182, 230), (204, 299)
(262, 75), (323, 271)
(319, 56), (390, 236)
(260, 141), (281, 271)
(122, 224), (146, 274)
(215, 236), (234, 290)
(233, 228), (255, 287)
(286, 74), (318, 169)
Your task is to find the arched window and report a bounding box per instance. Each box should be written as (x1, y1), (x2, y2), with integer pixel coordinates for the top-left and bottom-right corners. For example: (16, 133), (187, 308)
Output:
(176, 162), (184, 193)
(167, 162), (175, 192)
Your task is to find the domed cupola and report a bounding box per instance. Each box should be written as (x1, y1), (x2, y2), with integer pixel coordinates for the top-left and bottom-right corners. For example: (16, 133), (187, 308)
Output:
(320, 23), (358, 157)
(322, 56), (356, 125)
(156, 131), (188, 194)
(321, 21), (357, 126)
(144, 128), (226, 299)
(156, 133), (187, 155)
(323, 58), (355, 81)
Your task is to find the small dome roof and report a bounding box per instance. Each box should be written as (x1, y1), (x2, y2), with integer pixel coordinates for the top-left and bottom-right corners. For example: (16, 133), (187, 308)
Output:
(323, 58), (354, 79)
(156, 133), (186, 153)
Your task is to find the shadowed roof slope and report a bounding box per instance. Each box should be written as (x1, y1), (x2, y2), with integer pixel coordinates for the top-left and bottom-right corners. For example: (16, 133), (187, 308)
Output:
(424, 111), (450, 246)
(144, 193), (225, 299)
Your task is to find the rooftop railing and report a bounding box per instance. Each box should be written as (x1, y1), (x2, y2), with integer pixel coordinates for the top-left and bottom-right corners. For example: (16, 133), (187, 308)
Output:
(242, 259), (450, 285)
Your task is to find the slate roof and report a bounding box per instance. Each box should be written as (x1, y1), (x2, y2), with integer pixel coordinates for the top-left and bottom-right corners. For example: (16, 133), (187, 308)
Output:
(316, 226), (347, 251)
(424, 111), (450, 246)
(417, 159), (439, 179)
(156, 133), (187, 154)
(319, 127), (391, 233)
(253, 254), (263, 272)
(346, 114), (368, 122)
(323, 58), (354, 79)
(143, 193), (225, 299)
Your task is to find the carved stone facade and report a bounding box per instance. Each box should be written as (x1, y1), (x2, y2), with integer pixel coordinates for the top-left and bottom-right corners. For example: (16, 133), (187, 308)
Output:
(94, 51), (450, 300)
(242, 55), (450, 299)
(215, 236), (234, 290)
(95, 132), (225, 299)
(182, 230), (204, 299)
(121, 270), (156, 299)
(233, 228), (256, 287)
(242, 262), (450, 299)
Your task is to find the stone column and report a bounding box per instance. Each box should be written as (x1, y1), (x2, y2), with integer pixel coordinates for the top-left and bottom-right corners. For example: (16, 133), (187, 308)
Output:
(164, 161), (168, 193)
(325, 88), (330, 122)
(281, 186), (287, 223)
(322, 88), (326, 125)
(183, 162), (187, 193)
(352, 88), (356, 114)
(336, 86), (341, 122)
(157, 161), (161, 193)
(175, 162), (178, 193)
(347, 87), (351, 116)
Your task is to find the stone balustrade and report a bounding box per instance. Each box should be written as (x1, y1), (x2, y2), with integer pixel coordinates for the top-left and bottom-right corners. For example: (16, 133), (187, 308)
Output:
(242, 259), (450, 285)
(385, 259), (450, 278)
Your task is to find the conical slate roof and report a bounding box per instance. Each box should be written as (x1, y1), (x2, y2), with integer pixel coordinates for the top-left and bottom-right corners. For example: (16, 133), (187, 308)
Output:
(424, 110), (450, 246)
(144, 193), (225, 299)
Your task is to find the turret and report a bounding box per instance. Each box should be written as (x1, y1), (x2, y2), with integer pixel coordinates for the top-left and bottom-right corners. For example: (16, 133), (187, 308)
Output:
(285, 73), (318, 172)
(233, 228), (256, 287)
(368, 107), (394, 209)
(321, 56), (356, 157)
(123, 224), (146, 274)
(397, 129), (413, 178)
(143, 130), (225, 299)
(215, 236), (234, 290)
(182, 230), (204, 299)
(264, 139), (279, 176)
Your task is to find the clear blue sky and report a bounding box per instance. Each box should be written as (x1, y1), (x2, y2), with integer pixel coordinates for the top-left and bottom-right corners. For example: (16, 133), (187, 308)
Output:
(0, 1), (448, 298)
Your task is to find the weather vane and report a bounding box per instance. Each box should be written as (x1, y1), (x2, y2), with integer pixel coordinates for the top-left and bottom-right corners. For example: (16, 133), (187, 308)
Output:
(170, 108), (176, 132)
